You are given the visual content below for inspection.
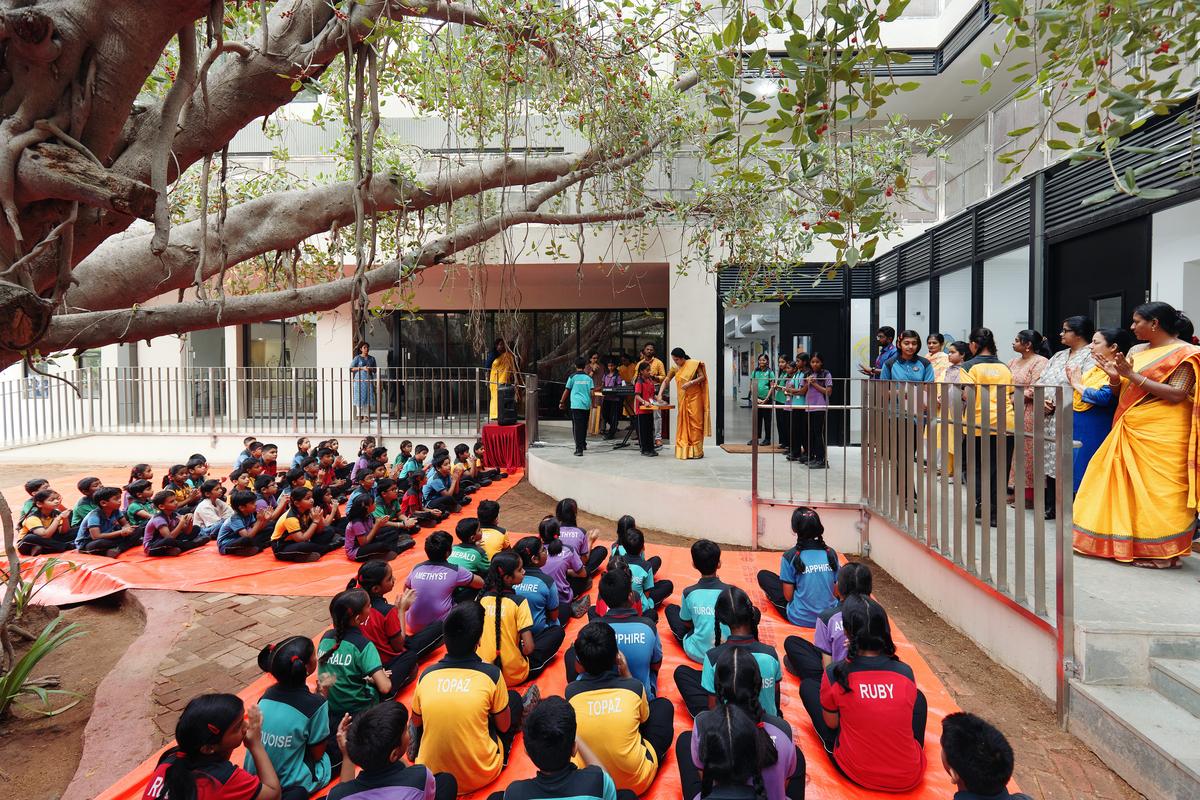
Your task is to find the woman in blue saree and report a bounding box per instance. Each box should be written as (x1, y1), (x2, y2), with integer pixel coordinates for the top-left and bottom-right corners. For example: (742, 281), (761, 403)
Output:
(350, 342), (378, 423)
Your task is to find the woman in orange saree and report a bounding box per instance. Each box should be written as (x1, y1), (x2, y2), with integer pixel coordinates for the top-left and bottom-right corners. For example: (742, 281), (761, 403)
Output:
(1073, 302), (1200, 568)
(659, 347), (710, 459)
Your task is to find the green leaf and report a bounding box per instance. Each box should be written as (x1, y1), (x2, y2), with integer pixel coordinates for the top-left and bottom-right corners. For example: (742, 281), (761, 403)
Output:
(1055, 120), (1081, 134)
(845, 245), (861, 268)
(1007, 125), (1036, 137)
(1135, 187), (1178, 200)
(1032, 8), (1070, 20)
(1046, 139), (1072, 150)
(899, 81), (920, 91)
(980, 52), (993, 69)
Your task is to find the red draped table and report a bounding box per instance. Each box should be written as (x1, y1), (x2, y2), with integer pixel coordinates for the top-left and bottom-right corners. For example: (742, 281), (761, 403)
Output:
(481, 422), (526, 469)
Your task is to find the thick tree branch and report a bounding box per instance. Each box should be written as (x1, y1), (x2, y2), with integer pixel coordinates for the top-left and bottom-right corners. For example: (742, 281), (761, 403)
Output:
(14, 143), (155, 220)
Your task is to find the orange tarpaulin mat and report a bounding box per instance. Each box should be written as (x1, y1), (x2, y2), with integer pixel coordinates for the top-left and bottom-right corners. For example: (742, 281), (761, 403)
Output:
(93, 542), (966, 800)
(8, 470), (523, 604)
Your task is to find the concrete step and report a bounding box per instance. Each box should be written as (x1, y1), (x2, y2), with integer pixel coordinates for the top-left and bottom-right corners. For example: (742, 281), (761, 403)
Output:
(1151, 658), (1200, 720)
(1070, 681), (1200, 800)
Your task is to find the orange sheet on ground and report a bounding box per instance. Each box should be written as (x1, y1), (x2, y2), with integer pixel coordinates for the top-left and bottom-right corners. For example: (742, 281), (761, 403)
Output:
(94, 543), (963, 800)
(8, 470), (522, 604)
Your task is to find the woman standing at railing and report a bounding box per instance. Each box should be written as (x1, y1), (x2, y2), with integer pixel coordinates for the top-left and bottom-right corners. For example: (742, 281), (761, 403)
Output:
(958, 328), (1015, 528)
(926, 333), (950, 382)
(1007, 330), (1049, 508)
(350, 342), (378, 424)
(1074, 303), (1200, 569)
(1066, 328), (1134, 494)
(1038, 316), (1095, 520)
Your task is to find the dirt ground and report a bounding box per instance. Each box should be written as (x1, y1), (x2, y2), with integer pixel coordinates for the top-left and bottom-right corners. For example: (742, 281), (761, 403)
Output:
(0, 595), (145, 800)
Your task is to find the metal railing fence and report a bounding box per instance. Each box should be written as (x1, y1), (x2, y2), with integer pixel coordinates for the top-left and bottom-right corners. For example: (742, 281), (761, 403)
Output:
(0, 367), (537, 447)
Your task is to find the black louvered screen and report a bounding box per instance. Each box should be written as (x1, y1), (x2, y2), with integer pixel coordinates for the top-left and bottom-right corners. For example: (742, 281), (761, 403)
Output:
(1045, 102), (1200, 236)
(941, 1), (994, 70)
(875, 251), (900, 292)
(850, 263), (873, 298)
(977, 184), (1031, 257)
(899, 238), (932, 285)
(932, 213), (975, 274)
(718, 265), (845, 302)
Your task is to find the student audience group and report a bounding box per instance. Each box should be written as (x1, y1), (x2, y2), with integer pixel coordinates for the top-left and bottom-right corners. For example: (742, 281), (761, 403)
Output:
(15, 434), (1028, 800)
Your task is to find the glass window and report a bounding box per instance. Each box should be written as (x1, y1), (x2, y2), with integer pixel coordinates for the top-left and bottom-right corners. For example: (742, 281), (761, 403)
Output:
(903, 281), (930, 335)
(532, 311), (577, 388)
(244, 319), (317, 418)
(398, 313), (447, 371)
(982, 248), (1030, 341)
(1094, 295), (1124, 330)
(937, 267), (972, 344)
(621, 310), (666, 361)
(188, 329), (225, 368)
(446, 312), (488, 369)
(578, 312), (622, 361)
(944, 123), (989, 218)
(877, 291), (898, 334)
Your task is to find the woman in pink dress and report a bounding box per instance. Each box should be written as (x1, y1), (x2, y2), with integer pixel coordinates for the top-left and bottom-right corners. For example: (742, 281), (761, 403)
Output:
(1007, 330), (1049, 505)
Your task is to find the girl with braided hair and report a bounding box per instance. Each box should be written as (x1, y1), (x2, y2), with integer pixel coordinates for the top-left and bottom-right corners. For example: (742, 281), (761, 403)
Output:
(809, 594), (928, 792)
(674, 585), (783, 717)
(756, 507), (839, 626)
(477, 551), (565, 687)
(677, 648), (805, 800)
(141, 693), (281, 800)
(317, 590), (393, 768)
(694, 704), (769, 800)
(249, 637), (334, 798)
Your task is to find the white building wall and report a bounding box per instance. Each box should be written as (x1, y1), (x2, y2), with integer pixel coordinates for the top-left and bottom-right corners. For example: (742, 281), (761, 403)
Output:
(1151, 199), (1200, 312)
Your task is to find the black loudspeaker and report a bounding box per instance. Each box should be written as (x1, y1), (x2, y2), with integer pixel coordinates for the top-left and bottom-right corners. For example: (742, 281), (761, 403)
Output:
(497, 385), (517, 425)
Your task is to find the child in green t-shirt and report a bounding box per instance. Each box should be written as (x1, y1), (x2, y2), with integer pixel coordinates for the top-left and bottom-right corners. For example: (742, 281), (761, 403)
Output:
(124, 479), (157, 524)
(447, 518), (489, 605)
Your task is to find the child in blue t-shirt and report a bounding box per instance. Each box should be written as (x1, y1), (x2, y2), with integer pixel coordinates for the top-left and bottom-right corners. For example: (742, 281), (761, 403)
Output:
(249, 635), (334, 790)
(75, 486), (140, 557)
(219, 489), (284, 555)
(756, 506), (838, 626)
(513, 536), (561, 634)
(664, 539), (732, 662)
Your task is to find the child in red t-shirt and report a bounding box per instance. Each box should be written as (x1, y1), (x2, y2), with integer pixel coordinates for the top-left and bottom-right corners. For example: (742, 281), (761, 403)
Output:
(142, 693), (281, 800)
(810, 594), (927, 793)
(633, 362), (659, 457)
(400, 469), (443, 526)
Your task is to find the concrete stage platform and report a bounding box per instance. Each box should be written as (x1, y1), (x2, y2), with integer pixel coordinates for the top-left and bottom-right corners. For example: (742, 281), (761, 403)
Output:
(528, 422), (1200, 799)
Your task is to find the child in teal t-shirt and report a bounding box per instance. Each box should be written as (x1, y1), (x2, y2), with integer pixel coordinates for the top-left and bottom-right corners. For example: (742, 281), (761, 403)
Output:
(248, 636), (333, 791)
(664, 539), (732, 663)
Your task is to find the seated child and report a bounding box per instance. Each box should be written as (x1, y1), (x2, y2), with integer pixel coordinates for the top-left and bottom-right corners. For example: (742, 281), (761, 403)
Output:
(512, 536), (560, 634)
(292, 436), (312, 469)
(17, 488), (73, 555)
(411, 602), (531, 794)
(400, 470), (445, 527)
(808, 595), (927, 792)
(677, 648), (804, 800)
(192, 480), (234, 537)
(315, 447), (351, 497)
(349, 560), (446, 690)
(165, 464), (202, 513)
(756, 506), (838, 626)
(538, 516), (590, 617)
(351, 446), (386, 483)
(280, 466), (309, 496)
(674, 586), (782, 717)
(372, 478), (420, 543)
(271, 487), (340, 562)
(423, 455), (471, 513)
(496, 697), (628, 800)
(141, 694), (281, 800)
(249, 636), (332, 798)
(345, 469), (377, 510)
(555, 498), (607, 576)
(664, 539), (732, 662)
(448, 518), (490, 584)
(940, 712), (1033, 800)
(690, 704), (777, 800)
(345, 495), (407, 562)
(124, 480), (156, 524)
(405, 532), (482, 640)
(255, 474), (283, 515)
(69, 476), (101, 528)
(611, 514), (661, 574)
(472, 439), (506, 482)
(20, 478), (50, 519)
(398, 444), (429, 488)
(476, 500), (510, 560)
(565, 622), (674, 796)
(236, 439), (262, 469)
(331, 701), (457, 800)
(313, 486), (349, 536)
(230, 458), (264, 491)
(616, 530), (673, 616)
(260, 443), (279, 477)
(478, 552), (566, 687)
(75, 486), (141, 557)
(318, 589), (393, 765)
(186, 454), (213, 489)
(143, 490), (209, 556)
(391, 439), (414, 475)
(565, 568), (661, 699)
(218, 489), (285, 556)
(122, 466), (152, 508)
(452, 443), (490, 492)
(783, 561), (872, 721)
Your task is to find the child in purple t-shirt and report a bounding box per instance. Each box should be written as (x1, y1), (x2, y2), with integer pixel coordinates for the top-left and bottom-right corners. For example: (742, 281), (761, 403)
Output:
(538, 516), (587, 604)
(404, 532), (482, 634)
(143, 489), (208, 556)
(553, 497), (607, 576)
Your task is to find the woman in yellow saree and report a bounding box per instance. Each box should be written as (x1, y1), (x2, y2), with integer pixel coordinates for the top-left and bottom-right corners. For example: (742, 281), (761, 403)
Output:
(488, 338), (517, 420)
(1073, 302), (1200, 568)
(658, 347), (710, 459)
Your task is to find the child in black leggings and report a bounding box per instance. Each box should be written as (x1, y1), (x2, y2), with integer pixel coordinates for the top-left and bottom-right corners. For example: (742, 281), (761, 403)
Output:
(143, 490), (210, 556)
(74, 486), (141, 557)
(17, 488), (73, 556)
(272, 487), (340, 562)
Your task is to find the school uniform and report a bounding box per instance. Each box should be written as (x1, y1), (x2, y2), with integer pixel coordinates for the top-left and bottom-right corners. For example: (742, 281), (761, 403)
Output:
(628, 554), (673, 614)
(360, 593), (445, 691)
(143, 512), (209, 556)
(406, 561), (476, 633)
(756, 544), (838, 626)
(565, 371), (594, 454)
(271, 511), (340, 561)
(502, 764), (622, 800)
(125, 498), (155, 524)
(566, 669), (674, 796)
(678, 711), (804, 800)
(665, 576), (733, 662)
(514, 566), (560, 633)
(480, 525), (510, 561)
(217, 510), (270, 555)
(343, 518), (402, 562)
(448, 542), (490, 577)
(804, 369), (833, 466)
(412, 654), (517, 794)
(542, 546), (583, 604)
(192, 497), (234, 538)
(328, 761), (450, 800)
(422, 472), (460, 514)
(786, 372), (809, 459)
(565, 607), (661, 698)
(401, 490), (436, 525)
(958, 354), (1017, 523)
(70, 497), (98, 528)
(142, 752), (260, 800)
(559, 525), (608, 576)
(478, 591), (565, 687)
(811, 655), (928, 793)
(317, 628), (385, 758)
(292, 451), (308, 469)
(75, 508), (140, 556)
(783, 601), (847, 727)
(633, 377), (657, 455)
(698, 636), (782, 715)
(245, 684), (331, 796)
(17, 511), (74, 555)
